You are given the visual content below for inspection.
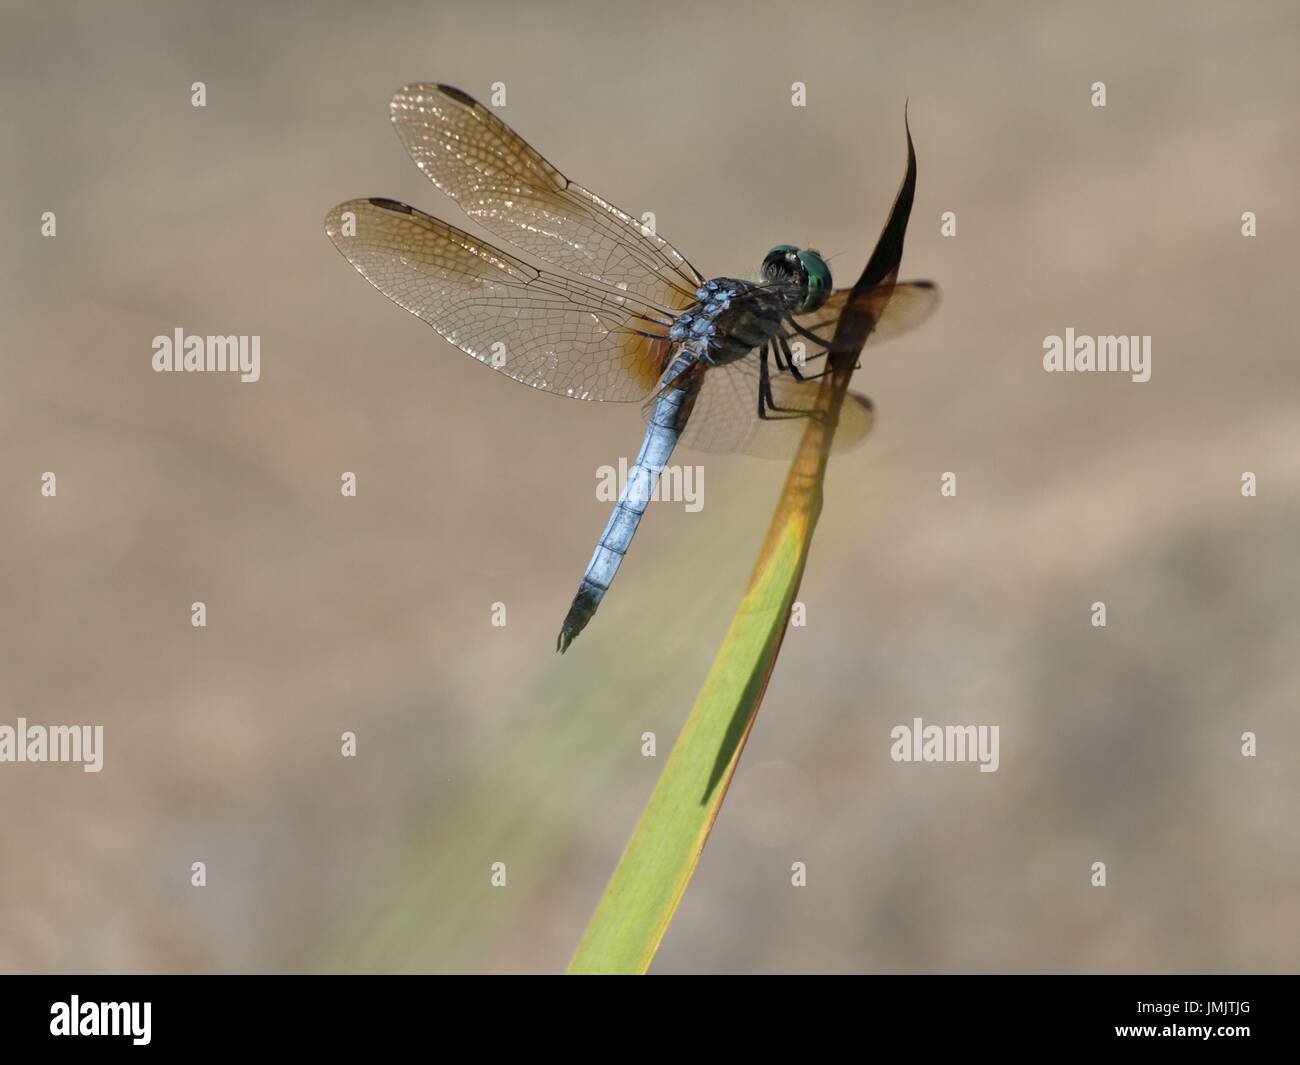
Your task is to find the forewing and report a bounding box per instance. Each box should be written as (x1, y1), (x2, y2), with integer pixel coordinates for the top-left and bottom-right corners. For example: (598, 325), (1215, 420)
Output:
(390, 84), (705, 311)
(325, 197), (673, 401)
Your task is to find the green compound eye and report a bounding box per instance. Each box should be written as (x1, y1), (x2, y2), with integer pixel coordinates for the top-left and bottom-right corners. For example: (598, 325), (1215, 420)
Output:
(795, 250), (831, 314)
(761, 245), (799, 281)
(761, 246), (832, 313)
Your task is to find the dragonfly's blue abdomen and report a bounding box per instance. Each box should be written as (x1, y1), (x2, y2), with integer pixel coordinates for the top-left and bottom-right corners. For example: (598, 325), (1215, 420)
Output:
(557, 349), (699, 652)
(555, 274), (802, 652)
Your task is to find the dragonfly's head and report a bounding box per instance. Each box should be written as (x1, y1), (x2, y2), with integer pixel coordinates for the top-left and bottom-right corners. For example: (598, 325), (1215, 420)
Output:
(761, 245), (832, 314)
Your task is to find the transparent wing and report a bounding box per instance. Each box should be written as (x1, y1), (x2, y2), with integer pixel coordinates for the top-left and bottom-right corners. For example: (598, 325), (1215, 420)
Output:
(390, 84), (704, 311)
(788, 280), (941, 354)
(646, 358), (875, 459)
(325, 197), (674, 401)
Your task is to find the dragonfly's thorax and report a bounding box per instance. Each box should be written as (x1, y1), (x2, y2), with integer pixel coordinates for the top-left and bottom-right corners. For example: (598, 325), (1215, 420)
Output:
(670, 278), (793, 367)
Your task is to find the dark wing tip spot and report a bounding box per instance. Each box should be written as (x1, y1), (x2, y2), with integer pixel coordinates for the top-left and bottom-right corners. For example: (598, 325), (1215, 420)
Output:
(368, 197), (414, 214)
(436, 84), (478, 108)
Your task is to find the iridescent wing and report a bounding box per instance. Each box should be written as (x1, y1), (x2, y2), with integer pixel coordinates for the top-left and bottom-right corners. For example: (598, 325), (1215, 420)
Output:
(325, 197), (674, 401)
(389, 84), (704, 312)
(655, 358), (875, 459)
(787, 280), (941, 355)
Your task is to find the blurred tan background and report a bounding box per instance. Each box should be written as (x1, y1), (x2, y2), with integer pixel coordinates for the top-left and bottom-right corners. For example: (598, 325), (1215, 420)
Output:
(2, 0), (1297, 973)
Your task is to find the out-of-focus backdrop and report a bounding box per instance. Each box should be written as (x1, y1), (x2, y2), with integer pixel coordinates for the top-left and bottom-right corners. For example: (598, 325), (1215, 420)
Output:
(1, 0), (1296, 973)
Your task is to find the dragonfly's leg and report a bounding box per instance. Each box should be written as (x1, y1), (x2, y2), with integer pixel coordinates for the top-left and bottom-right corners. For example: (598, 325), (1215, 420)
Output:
(777, 334), (812, 382)
(770, 335), (791, 372)
(784, 320), (863, 372)
(757, 343), (811, 422)
(777, 333), (859, 381)
(786, 318), (834, 351)
(758, 342), (778, 412)
(778, 334), (836, 382)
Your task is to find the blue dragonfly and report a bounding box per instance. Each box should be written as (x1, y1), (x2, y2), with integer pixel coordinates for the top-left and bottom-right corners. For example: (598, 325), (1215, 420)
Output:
(326, 85), (939, 652)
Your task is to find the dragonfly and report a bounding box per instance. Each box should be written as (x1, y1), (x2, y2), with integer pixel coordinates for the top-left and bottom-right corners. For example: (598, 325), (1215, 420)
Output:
(325, 84), (939, 653)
